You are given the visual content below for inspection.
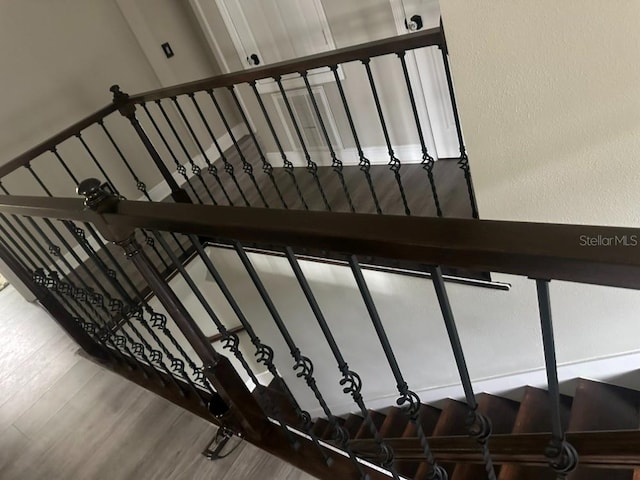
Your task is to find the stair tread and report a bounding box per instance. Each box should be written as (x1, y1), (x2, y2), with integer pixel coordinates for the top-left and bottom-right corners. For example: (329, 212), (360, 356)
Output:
(252, 384), (300, 426)
(355, 410), (387, 439)
(567, 379), (640, 480)
(498, 386), (572, 480)
(343, 414), (364, 438)
(311, 417), (330, 438)
(379, 407), (409, 438)
(432, 399), (469, 436)
(321, 416), (344, 441)
(401, 404), (441, 437)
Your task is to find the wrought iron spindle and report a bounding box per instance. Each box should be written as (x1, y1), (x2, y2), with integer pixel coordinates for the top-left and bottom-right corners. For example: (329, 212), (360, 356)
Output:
(187, 93), (249, 206)
(249, 81), (308, 210)
(278, 249), (399, 474)
(301, 72), (355, 213)
(61, 130), (175, 265)
(330, 65), (382, 214)
(362, 58), (411, 216)
(233, 242), (346, 470)
(438, 43), (479, 219)
(228, 85), (286, 208)
(349, 255), (445, 479)
(207, 88), (267, 207)
(0, 208), (104, 326)
(430, 266), (496, 480)
(535, 280), (578, 477)
(140, 103), (203, 203)
(75, 132), (117, 193)
(153, 232), (302, 448)
(110, 85), (190, 204)
(154, 99), (219, 205)
(397, 51), (443, 217)
(274, 76), (332, 211)
(285, 247), (380, 479)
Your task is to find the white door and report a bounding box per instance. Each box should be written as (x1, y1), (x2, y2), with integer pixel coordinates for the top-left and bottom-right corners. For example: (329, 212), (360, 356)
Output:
(213, 0), (339, 93)
(389, 0), (460, 159)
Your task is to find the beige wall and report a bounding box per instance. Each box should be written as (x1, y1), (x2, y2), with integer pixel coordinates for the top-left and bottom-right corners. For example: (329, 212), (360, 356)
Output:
(440, 0), (640, 227)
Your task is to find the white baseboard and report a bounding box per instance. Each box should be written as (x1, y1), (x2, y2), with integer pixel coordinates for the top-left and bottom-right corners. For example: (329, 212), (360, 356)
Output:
(266, 143), (427, 168)
(306, 348), (640, 417)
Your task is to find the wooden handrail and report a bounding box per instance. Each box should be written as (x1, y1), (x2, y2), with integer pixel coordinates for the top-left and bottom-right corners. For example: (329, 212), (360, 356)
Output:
(0, 194), (639, 290)
(127, 27), (444, 104)
(0, 28), (442, 181)
(0, 104), (118, 180)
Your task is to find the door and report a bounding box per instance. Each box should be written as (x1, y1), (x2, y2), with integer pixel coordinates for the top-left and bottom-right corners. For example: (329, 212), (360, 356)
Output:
(389, 0), (459, 159)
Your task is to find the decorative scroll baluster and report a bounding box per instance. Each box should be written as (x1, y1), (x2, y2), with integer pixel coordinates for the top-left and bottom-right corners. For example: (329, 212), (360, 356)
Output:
(187, 93), (249, 206)
(438, 42), (479, 219)
(153, 232), (302, 448)
(249, 81), (308, 210)
(362, 58), (410, 216)
(430, 266), (496, 480)
(153, 99), (218, 205)
(330, 66), (382, 214)
(207, 88), (267, 207)
(278, 248), (400, 480)
(349, 255), (446, 479)
(110, 85), (191, 204)
(228, 85), (286, 208)
(274, 76), (331, 211)
(75, 132), (117, 193)
(301, 72), (355, 213)
(0, 208), (105, 327)
(285, 247), (380, 479)
(397, 51), (443, 217)
(78, 179), (267, 438)
(63, 130), (175, 265)
(535, 280), (579, 478)
(139, 103), (202, 203)
(233, 242), (345, 470)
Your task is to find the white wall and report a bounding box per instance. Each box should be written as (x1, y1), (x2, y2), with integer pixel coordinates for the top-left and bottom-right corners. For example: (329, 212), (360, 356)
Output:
(440, 0), (640, 227)
(146, 246), (640, 417)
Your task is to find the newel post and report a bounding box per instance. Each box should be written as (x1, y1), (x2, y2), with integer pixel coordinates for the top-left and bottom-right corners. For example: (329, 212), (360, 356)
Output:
(77, 178), (267, 439)
(110, 85), (191, 204)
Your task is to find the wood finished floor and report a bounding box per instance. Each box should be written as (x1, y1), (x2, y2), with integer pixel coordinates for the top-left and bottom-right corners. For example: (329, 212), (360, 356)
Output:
(0, 285), (316, 480)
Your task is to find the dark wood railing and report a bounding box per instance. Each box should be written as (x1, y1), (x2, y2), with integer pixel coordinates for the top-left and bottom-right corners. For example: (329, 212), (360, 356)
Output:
(0, 182), (639, 479)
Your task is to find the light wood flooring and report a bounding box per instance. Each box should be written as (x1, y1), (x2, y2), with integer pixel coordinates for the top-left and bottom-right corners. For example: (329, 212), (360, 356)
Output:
(0, 285), (315, 480)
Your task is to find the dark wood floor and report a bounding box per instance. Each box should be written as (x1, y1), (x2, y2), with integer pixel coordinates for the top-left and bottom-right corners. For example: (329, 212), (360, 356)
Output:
(186, 136), (474, 219)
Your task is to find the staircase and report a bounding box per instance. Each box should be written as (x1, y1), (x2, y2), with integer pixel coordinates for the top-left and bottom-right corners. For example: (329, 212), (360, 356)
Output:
(266, 378), (636, 480)
(2, 22), (640, 480)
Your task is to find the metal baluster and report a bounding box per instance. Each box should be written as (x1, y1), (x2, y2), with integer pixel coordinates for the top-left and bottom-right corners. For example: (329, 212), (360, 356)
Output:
(207, 88), (266, 207)
(64, 129), (177, 265)
(0, 206), (106, 329)
(77, 221), (191, 396)
(397, 51), (443, 217)
(233, 242), (349, 470)
(75, 132), (117, 193)
(140, 103), (203, 203)
(154, 99), (219, 205)
(362, 58), (411, 216)
(249, 81), (308, 210)
(153, 231), (302, 448)
(439, 41), (479, 219)
(350, 255), (446, 479)
(190, 235), (330, 453)
(285, 247), (380, 479)
(274, 76), (332, 211)
(301, 72), (355, 213)
(0, 222), (108, 357)
(187, 93), (248, 206)
(286, 248), (399, 480)
(110, 85), (191, 204)
(535, 280), (578, 478)
(430, 266), (496, 480)
(30, 268), (124, 365)
(228, 85), (286, 208)
(330, 65), (382, 214)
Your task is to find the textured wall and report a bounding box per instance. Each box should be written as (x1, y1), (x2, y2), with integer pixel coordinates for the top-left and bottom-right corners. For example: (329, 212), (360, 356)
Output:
(440, 1), (640, 226)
